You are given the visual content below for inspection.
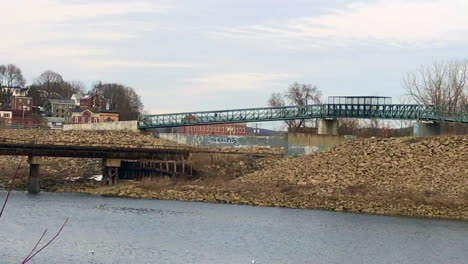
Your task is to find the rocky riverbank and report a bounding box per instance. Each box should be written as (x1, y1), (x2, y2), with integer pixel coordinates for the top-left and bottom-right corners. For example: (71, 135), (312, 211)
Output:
(1, 131), (467, 221)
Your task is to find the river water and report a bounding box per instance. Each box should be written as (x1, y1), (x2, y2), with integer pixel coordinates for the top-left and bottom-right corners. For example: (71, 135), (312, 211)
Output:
(0, 191), (466, 264)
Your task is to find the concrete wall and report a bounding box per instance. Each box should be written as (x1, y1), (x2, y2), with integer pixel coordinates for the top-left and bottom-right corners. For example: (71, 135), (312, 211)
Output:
(413, 122), (441, 137)
(160, 132), (350, 156)
(286, 133), (347, 156)
(63, 120), (138, 131)
(159, 133), (287, 149)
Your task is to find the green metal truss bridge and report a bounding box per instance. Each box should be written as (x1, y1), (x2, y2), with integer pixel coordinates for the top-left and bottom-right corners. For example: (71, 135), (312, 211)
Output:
(138, 104), (468, 129)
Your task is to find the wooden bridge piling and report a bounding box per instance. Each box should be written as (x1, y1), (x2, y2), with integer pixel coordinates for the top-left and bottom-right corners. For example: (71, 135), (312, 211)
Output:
(27, 156), (42, 194)
(102, 159), (121, 185)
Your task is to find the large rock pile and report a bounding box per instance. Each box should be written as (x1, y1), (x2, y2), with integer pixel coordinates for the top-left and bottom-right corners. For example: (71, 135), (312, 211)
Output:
(237, 135), (468, 219)
(0, 129), (178, 147)
(0, 129), (283, 154)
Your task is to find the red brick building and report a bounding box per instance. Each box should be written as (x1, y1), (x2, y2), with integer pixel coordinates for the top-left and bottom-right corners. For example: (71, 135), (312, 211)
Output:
(79, 94), (108, 110)
(11, 96), (33, 114)
(178, 124), (247, 136)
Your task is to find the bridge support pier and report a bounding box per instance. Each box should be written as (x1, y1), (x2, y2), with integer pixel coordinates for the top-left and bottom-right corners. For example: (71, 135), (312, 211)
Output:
(28, 156), (43, 194)
(413, 122), (441, 137)
(102, 159), (121, 185)
(317, 118), (339, 135)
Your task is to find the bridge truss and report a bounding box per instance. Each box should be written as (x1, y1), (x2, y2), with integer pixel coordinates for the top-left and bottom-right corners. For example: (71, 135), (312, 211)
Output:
(138, 104), (468, 129)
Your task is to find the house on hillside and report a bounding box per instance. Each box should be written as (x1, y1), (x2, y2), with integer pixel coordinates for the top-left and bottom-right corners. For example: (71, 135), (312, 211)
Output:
(0, 110), (12, 126)
(43, 99), (76, 119)
(11, 96), (33, 113)
(0, 86), (29, 97)
(71, 93), (83, 106)
(0, 86), (29, 109)
(79, 93), (109, 110)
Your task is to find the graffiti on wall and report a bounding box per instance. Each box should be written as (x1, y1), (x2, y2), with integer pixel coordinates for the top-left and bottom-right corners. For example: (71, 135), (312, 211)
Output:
(207, 136), (238, 145)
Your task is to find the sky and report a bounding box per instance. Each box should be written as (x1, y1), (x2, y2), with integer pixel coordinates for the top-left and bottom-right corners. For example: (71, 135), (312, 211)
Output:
(1, 0), (468, 119)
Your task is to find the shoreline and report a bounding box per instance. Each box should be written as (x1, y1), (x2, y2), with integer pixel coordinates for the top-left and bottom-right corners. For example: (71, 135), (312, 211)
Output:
(13, 179), (463, 222)
(2, 184), (466, 222)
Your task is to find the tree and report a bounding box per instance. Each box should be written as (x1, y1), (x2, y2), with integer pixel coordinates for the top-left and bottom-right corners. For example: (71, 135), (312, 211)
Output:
(0, 65), (5, 86)
(30, 70), (85, 105)
(403, 61), (468, 134)
(0, 64), (26, 87)
(268, 82), (322, 130)
(92, 82), (143, 120)
(402, 61), (467, 108)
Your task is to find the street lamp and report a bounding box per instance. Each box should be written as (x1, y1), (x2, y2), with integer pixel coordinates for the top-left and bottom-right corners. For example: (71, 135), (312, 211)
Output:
(22, 105), (27, 128)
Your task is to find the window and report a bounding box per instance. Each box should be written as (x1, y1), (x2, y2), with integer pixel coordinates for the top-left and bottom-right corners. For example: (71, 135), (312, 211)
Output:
(27, 99), (30, 104)
(18, 99), (22, 102)
(74, 117), (78, 123)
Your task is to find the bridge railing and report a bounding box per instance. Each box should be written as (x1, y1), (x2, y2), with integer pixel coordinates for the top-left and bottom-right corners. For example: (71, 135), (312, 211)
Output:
(139, 104), (468, 129)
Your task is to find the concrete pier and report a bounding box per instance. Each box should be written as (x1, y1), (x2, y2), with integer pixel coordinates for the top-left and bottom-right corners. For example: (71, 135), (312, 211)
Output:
(413, 122), (441, 137)
(28, 156), (43, 194)
(317, 118), (339, 135)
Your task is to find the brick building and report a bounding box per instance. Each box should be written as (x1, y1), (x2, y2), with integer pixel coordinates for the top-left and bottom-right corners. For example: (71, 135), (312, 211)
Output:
(79, 93), (108, 110)
(67, 108), (119, 124)
(178, 124), (247, 136)
(11, 96), (33, 113)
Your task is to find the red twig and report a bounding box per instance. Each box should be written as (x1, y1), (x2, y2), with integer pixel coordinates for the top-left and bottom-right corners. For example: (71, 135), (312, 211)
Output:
(22, 218), (69, 264)
(22, 229), (48, 262)
(0, 156), (25, 219)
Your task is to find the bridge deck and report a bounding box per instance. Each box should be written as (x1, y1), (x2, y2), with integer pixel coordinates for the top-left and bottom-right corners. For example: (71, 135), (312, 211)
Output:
(0, 139), (281, 160)
(138, 104), (468, 129)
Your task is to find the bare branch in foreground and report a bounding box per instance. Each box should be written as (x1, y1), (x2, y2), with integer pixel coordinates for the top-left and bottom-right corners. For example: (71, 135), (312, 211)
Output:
(0, 157), (26, 219)
(22, 229), (48, 263)
(22, 218), (69, 264)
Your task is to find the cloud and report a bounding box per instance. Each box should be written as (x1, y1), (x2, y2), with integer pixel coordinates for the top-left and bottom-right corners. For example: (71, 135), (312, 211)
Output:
(38, 47), (109, 57)
(0, 0), (171, 49)
(184, 73), (294, 93)
(1, 0), (172, 25)
(211, 0), (468, 49)
(78, 59), (193, 69)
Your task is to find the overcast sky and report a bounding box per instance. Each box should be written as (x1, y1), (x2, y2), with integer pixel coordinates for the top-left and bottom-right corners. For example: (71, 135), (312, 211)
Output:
(1, 0), (467, 116)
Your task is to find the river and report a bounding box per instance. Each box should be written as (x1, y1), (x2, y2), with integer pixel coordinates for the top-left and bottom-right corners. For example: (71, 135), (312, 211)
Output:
(0, 191), (466, 264)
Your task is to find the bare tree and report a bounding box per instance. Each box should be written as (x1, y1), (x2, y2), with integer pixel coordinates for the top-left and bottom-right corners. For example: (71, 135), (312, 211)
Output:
(402, 61), (468, 107)
(35, 70), (64, 89)
(92, 82), (144, 120)
(0, 65), (5, 86)
(268, 82), (322, 130)
(0, 64), (26, 87)
(403, 61), (468, 134)
(30, 70), (84, 105)
(67, 80), (86, 92)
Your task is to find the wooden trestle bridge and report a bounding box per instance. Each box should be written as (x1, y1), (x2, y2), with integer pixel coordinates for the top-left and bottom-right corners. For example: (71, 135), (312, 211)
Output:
(0, 138), (279, 194)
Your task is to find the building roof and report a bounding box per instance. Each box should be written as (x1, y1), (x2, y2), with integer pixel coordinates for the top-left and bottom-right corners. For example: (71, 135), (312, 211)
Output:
(71, 93), (83, 100)
(0, 86), (28, 90)
(47, 99), (76, 104)
(70, 108), (119, 114)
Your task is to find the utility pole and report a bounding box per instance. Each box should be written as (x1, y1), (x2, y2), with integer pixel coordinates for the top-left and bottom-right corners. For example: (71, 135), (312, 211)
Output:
(22, 105), (26, 128)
